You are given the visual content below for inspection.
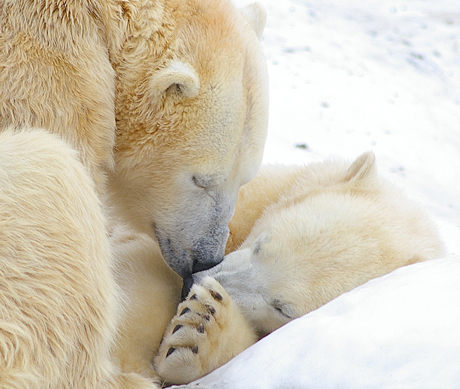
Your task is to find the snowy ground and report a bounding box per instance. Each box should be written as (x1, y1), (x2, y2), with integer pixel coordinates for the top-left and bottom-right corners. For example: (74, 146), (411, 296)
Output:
(172, 0), (460, 388)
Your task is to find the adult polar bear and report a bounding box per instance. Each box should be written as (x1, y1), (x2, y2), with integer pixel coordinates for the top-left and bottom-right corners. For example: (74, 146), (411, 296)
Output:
(0, 129), (155, 388)
(155, 152), (445, 384)
(0, 0), (268, 278)
(0, 0), (267, 388)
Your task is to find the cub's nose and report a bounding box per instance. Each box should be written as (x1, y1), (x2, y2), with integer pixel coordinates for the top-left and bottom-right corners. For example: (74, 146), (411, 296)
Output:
(181, 258), (223, 300)
(181, 274), (194, 301)
(192, 257), (223, 273)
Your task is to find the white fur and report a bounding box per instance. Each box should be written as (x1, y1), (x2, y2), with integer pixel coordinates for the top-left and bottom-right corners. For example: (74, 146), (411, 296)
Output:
(149, 60), (200, 98)
(0, 129), (155, 388)
(0, 0), (269, 384)
(155, 152), (445, 384)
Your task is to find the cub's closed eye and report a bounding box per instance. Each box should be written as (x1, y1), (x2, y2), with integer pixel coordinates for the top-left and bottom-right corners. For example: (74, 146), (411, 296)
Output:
(272, 299), (293, 319)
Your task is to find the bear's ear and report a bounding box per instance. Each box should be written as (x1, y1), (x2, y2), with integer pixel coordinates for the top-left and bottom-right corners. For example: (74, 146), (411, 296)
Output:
(150, 60), (200, 98)
(343, 151), (376, 183)
(240, 2), (267, 40)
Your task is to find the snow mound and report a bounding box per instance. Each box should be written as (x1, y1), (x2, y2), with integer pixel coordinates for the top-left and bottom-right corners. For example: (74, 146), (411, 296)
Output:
(173, 255), (460, 389)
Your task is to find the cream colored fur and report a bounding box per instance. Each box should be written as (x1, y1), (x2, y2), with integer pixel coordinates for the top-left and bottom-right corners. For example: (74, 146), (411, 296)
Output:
(110, 228), (182, 380)
(155, 278), (256, 384)
(0, 129), (155, 389)
(155, 152), (445, 384)
(0, 0), (268, 386)
(108, 0), (268, 378)
(0, 0), (117, 196)
(108, 0), (268, 277)
(1, 0), (268, 277)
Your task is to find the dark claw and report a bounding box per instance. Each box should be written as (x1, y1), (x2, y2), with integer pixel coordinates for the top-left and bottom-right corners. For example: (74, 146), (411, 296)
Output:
(180, 307), (191, 316)
(190, 294), (198, 300)
(206, 305), (216, 315)
(197, 323), (205, 334)
(203, 314), (211, 321)
(172, 324), (183, 334)
(166, 348), (176, 358)
(210, 290), (223, 301)
(192, 345), (198, 354)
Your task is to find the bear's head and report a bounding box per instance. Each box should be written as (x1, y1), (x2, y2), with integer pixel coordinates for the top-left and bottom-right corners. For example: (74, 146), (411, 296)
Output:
(107, 0), (268, 280)
(193, 153), (444, 335)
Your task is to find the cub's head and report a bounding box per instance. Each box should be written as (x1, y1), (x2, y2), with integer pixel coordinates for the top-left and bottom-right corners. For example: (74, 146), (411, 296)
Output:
(109, 1), (268, 280)
(194, 153), (444, 335)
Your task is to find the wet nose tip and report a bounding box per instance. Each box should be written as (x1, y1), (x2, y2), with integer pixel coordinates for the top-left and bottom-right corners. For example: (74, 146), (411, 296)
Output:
(181, 258), (223, 300)
(181, 274), (194, 301)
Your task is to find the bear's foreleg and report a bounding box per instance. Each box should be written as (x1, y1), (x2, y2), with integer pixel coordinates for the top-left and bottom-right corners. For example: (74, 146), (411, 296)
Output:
(0, 129), (157, 389)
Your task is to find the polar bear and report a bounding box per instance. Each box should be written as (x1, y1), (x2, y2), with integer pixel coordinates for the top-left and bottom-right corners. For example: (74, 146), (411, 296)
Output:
(110, 227), (183, 380)
(155, 152), (445, 384)
(0, 129), (155, 389)
(0, 0), (268, 386)
(107, 0), (269, 280)
(0, 0), (268, 281)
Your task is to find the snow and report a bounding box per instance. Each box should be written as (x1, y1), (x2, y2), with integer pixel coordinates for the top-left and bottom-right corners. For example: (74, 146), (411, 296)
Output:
(172, 0), (460, 387)
(174, 256), (460, 389)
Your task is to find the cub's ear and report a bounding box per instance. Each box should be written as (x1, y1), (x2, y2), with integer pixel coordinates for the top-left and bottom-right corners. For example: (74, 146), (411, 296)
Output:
(240, 2), (267, 40)
(343, 151), (376, 183)
(150, 60), (200, 98)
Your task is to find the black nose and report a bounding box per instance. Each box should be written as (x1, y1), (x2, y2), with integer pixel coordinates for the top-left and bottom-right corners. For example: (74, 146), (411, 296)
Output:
(181, 259), (223, 300)
(181, 274), (194, 301)
(192, 257), (223, 274)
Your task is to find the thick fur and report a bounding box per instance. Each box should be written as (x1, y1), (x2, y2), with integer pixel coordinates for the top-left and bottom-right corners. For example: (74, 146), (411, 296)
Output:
(110, 228), (182, 380)
(0, 0), (268, 278)
(155, 152), (445, 384)
(0, 0), (117, 195)
(0, 0), (268, 384)
(108, 0), (268, 377)
(107, 0), (269, 276)
(0, 129), (155, 389)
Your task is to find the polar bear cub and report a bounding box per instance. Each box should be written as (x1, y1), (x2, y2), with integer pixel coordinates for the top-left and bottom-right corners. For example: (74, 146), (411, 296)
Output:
(155, 152), (445, 384)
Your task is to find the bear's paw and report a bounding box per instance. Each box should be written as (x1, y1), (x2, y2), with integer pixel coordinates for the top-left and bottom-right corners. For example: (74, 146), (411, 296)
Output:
(154, 277), (256, 385)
